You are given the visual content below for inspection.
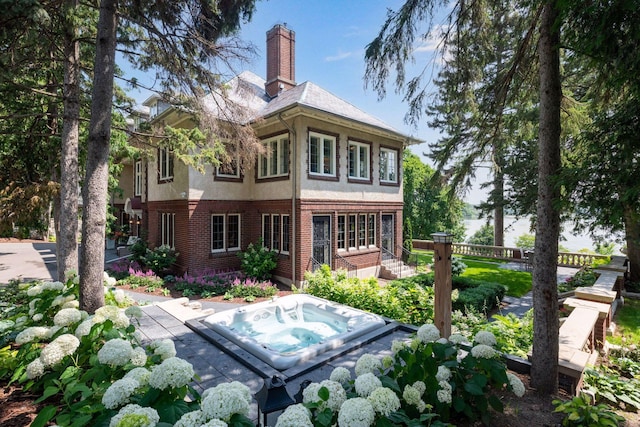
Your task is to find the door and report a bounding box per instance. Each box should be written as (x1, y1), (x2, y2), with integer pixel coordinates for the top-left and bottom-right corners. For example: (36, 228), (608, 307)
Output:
(381, 214), (394, 253)
(312, 216), (331, 267)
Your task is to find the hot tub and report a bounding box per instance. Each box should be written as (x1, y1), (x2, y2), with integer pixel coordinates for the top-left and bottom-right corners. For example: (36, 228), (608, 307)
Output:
(202, 294), (386, 370)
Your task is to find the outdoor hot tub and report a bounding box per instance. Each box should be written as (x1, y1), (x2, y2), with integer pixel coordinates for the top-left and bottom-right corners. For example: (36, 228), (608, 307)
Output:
(202, 294), (386, 370)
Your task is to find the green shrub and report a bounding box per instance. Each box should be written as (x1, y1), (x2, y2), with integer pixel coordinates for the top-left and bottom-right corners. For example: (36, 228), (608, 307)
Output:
(117, 274), (164, 290)
(452, 277), (506, 313)
(237, 240), (278, 280)
(485, 309), (534, 357)
(451, 256), (467, 276)
(553, 394), (624, 426)
(144, 245), (178, 276)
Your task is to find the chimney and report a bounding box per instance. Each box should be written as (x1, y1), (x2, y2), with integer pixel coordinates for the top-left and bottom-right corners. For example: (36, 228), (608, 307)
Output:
(265, 24), (295, 98)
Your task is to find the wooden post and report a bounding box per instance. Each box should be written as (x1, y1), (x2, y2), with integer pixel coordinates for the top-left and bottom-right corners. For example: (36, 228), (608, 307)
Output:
(432, 233), (453, 338)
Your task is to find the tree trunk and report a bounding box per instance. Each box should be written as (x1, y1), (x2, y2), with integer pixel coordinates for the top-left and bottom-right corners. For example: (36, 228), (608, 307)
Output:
(79, 0), (117, 313)
(623, 205), (640, 283)
(58, 0), (80, 281)
(531, 1), (561, 395)
(493, 149), (505, 247)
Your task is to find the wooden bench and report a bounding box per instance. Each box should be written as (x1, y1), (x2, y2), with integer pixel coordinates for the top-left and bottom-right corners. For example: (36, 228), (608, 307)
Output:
(563, 297), (611, 348)
(559, 307), (599, 352)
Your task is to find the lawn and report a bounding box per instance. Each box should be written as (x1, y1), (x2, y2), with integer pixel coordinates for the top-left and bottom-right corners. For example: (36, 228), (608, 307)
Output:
(414, 250), (532, 297)
(607, 298), (640, 346)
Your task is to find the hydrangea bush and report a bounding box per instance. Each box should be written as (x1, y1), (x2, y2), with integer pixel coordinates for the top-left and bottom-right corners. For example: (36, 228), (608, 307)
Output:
(0, 274), (254, 427)
(276, 326), (525, 426)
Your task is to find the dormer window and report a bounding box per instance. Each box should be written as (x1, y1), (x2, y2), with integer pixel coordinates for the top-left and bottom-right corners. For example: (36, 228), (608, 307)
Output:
(149, 102), (158, 118)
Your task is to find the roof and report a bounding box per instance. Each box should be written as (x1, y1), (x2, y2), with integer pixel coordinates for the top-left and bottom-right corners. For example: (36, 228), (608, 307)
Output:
(202, 71), (417, 142)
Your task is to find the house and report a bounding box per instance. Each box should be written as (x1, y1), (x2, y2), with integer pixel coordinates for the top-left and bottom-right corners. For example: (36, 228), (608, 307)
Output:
(115, 24), (418, 286)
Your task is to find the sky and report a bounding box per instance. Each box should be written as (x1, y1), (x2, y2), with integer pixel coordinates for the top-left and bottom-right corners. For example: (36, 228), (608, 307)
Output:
(121, 0), (490, 204)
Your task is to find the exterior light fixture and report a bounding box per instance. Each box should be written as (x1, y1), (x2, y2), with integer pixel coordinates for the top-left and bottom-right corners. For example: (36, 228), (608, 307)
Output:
(431, 232), (453, 244)
(255, 375), (294, 427)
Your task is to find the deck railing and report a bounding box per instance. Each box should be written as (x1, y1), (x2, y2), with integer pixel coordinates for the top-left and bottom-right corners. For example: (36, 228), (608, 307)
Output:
(412, 240), (610, 268)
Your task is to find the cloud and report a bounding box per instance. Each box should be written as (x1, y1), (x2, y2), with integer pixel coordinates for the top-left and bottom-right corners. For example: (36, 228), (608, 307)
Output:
(325, 51), (354, 62)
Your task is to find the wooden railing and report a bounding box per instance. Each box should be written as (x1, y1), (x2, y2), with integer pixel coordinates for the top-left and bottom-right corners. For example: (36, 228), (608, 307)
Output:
(412, 240), (610, 269)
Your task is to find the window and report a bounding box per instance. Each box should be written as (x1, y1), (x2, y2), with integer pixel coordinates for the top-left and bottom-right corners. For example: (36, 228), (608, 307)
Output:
(211, 214), (241, 253)
(282, 215), (290, 254)
(309, 132), (336, 176)
(358, 214), (367, 247)
(159, 147), (173, 181)
(262, 214), (271, 248)
(262, 213), (290, 254)
(216, 142), (240, 179)
(259, 135), (289, 178)
(337, 215), (346, 250)
(348, 215), (356, 248)
(380, 147), (398, 183)
(348, 140), (370, 180)
(160, 213), (175, 248)
(134, 160), (142, 196)
(272, 215), (281, 252)
(368, 214), (376, 246)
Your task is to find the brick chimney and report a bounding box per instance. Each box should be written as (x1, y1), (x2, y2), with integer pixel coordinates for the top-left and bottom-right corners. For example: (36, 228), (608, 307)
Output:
(265, 24), (296, 98)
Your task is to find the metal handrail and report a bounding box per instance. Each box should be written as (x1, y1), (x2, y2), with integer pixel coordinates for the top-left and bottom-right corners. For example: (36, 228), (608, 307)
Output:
(334, 253), (357, 278)
(398, 245), (418, 269)
(308, 257), (323, 273)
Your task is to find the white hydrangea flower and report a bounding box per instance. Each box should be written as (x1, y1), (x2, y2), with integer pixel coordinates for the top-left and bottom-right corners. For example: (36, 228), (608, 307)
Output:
(436, 337), (449, 344)
(62, 300), (80, 309)
(173, 409), (207, 427)
(102, 377), (140, 409)
(224, 381), (251, 403)
(74, 318), (95, 338)
(124, 367), (151, 386)
(0, 320), (15, 333)
(15, 326), (50, 344)
(201, 383), (250, 422)
(402, 384), (422, 406)
(130, 346), (147, 367)
(417, 324), (440, 343)
(436, 365), (451, 382)
(26, 285), (43, 297)
(302, 380), (347, 412)
(43, 281), (65, 291)
(28, 298), (41, 311)
(150, 338), (176, 359)
(448, 333), (467, 345)
(367, 387), (401, 416)
(412, 381), (426, 395)
(40, 334), (80, 367)
(201, 419), (228, 427)
(32, 313), (44, 322)
(355, 353), (382, 376)
(98, 338), (134, 366)
(148, 357), (194, 390)
(391, 339), (408, 354)
(275, 404), (313, 427)
(18, 282), (31, 290)
(437, 380), (453, 404)
(53, 308), (82, 327)
(337, 397), (375, 427)
(507, 373), (526, 397)
(105, 276), (117, 287)
(108, 404), (159, 427)
(474, 331), (497, 347)
(26, 358), (46, 379)
(382, 355), (394, 369)
(15, 316), (28, 326)
(95, 306), (130, 328)
(47, 325), (62, 338)
(355, 372), (382, 397)
(329, 367), (351, 384)
(471, 344), (497, 359)
(124, 306), (143, 318)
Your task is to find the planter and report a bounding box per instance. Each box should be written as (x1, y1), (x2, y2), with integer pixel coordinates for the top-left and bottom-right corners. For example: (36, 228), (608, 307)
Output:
(106, 238), (116, 250)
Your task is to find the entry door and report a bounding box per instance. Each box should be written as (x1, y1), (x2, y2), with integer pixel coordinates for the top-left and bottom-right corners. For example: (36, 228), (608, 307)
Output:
(312, 216), (332, 266)
(381, 214), (394, 252)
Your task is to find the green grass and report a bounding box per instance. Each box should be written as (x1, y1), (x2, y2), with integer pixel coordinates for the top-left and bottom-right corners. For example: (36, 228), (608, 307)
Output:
(607, 298), (640, 346)
(414, 250), (532, 297)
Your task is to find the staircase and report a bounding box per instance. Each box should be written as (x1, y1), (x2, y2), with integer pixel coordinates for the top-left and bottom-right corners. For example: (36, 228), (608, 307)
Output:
(379, 247), (417, 280)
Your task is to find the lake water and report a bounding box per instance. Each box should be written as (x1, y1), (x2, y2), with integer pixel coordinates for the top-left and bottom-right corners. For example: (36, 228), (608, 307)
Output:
(463, 216), (620, 253)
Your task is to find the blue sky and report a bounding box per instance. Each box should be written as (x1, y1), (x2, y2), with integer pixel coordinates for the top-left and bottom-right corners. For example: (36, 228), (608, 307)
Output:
(120, 0), (489, 203)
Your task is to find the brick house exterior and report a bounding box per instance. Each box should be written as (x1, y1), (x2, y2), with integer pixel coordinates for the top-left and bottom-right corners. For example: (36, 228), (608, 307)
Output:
(115, 25), (416, 286)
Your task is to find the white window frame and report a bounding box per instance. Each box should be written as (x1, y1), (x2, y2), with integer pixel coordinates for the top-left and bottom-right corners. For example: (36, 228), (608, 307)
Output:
(309, 132), (336, 177)
(380, 147), (398, 183)
(159, 147), (173, 181)
(134, 160), (142, 196)
(358, 214), (367, 248)
(348, 140), (370, 180)
(211, 214), (241, 253)
(337, 215), (346, 251)
(160, 213), (175, 248)
(368, 213), (376, 247)
(258, 135), (289, 179)
(281, 215), (290, 254)
(348, 214), (357, 249)
(262, 213), (290, 254)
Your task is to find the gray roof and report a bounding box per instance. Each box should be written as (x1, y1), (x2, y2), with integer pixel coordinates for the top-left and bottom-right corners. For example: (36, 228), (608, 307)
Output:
(204, 71), (407, 138)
